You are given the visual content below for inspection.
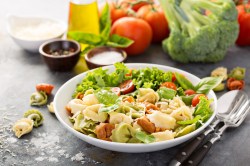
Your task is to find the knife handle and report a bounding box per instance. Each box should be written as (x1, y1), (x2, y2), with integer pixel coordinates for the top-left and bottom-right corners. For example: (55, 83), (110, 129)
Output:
(168, 133), (205, 166)
(182, 141), (213, 166)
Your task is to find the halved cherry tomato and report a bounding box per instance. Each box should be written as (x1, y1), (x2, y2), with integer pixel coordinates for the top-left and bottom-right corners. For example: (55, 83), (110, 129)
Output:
(36, 83), (54, 95)
(192, 94), (207, 107)
(125, 69), (133, 77)
(111, 87), (121, 96)
(172, 73), (176, 82)
(160, 82), (177, 90)
(184, 89), (196, 96)
(119, 79), (135, 94)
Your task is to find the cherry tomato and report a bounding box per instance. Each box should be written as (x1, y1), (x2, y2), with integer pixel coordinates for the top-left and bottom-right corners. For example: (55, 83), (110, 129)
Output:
(172, 73), (176, 82)
(125, 69), (133, 77)
(119, 79), (135, 94)
(119, 0), (154, 11)
(137, 5), (170, 43)
(36, 83), (54, 95)
(111, 87), (121, 96)
(192, 94), (207, 107)
(111, 17), (152, 55)
(160, 82), (177, 90)
(184, 89), (196, 96)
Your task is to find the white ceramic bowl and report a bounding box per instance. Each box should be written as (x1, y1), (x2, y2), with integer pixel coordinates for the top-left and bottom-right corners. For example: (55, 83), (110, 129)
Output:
(54, 63), (217, 153)
(6, 14), (67, 53)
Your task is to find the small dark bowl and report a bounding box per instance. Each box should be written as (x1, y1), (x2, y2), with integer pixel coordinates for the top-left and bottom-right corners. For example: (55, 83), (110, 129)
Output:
(85, 46), (127, 69)
(39, 39), (81, 71)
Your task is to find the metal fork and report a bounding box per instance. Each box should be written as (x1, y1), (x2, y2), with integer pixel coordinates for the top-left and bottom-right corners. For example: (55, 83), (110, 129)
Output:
(183, 99), (250, 166)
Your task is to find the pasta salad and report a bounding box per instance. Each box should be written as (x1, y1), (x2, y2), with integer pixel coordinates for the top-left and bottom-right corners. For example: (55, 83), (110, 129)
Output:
(66, 63), (222, 143)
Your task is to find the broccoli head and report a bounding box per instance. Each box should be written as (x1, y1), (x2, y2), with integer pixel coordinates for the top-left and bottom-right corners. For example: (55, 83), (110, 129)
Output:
(159, 0), (239, 63)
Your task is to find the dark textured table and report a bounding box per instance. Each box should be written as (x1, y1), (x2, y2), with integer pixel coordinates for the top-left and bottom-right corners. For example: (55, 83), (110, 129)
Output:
(1, 0), (250, 166)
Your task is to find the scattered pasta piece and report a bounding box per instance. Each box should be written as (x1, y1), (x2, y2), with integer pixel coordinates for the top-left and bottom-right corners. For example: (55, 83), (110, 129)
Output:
(47, 102), (55, 113)
(227, 78), (245, 90)
(228, 67), (246, 80)
(12, 118), (33, 138)
(213, 83), (225, 92)
(23, 109), (44, 127)
(137, 88), (159, 104)
(211, 67), (228, 81)
(36, 83), (54, 95)
(30, 91), (48, 106)
(151, 130), (175, 142)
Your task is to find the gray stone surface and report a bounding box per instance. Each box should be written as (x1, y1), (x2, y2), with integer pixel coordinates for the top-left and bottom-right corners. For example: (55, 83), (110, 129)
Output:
(1, 0), (250, 166)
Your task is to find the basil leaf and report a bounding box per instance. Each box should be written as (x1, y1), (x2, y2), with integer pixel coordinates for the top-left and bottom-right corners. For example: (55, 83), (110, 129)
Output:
(135, 131), (155, 144)
(157, 87), (176, 100)
(94, 90), (119, 105)
(180, 94), (196, 106)
(99, 3), (111, 41)
(67, 31), (103, 45)
(195, 77), (223, 94)
(107, 34), (134, 48)
(174, 72), (194, 90)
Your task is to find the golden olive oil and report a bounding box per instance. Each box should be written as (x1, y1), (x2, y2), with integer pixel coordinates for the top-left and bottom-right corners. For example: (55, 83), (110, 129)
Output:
(68, 0), (100, 35)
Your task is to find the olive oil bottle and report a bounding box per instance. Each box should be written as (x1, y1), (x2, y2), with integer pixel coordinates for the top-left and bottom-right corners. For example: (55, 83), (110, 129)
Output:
(67, 0), (100, 73)
(68, 0), (100, 35)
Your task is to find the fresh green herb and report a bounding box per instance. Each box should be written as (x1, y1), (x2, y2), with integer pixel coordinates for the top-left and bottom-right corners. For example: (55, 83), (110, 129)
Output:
(177, 87), (185, 96)
(67, 3), (134, 53)
(174, 72), (194, 90)
(135, 131), (155, 144)
(195, 77), (223, 94)
(132, 67), (172, 90)
(180, 94), (196, 106)
(94, 90), (119, 105)
(157, 87), (176, 100)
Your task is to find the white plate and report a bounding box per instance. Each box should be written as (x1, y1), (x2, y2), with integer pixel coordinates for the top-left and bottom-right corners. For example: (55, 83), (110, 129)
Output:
(54, 63), (217, 153)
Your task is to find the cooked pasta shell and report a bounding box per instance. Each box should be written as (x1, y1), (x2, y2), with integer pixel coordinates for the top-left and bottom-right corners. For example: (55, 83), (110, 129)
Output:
(12, 118), (34, 138)
(30, 91), (48, 106)
(111, 123), (136, 143)
(23, 109), (44, 127)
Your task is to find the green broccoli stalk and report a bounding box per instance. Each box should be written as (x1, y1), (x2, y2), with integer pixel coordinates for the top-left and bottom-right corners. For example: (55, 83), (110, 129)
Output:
(159, 0), (239, 63)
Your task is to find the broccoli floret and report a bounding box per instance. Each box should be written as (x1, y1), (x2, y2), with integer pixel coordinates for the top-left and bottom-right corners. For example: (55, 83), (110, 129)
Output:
(159, 0), (239, 63)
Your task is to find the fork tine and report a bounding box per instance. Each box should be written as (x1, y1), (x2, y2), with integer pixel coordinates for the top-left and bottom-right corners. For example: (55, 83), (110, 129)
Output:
(229, 100), (249, 122)
(235, 105), (250, 126)
(224, 94), (248, 119)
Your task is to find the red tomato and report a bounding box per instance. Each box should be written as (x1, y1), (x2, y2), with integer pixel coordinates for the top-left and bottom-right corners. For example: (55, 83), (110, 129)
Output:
(172, 73), (176, 82)
(119, 79), (135, 94)
(119, 0), (154, 11)
(236, 4), (250, 46)
(192, 94), (207, 107)
(160, 82), (177, 90)
(137, 5), (170, 43)
(36, 83), (54, 95)
(111, 17), (152, 55)
(184, 89), (196, 96)
(111, 87), (121, 96)
(125, 69), (133, 77)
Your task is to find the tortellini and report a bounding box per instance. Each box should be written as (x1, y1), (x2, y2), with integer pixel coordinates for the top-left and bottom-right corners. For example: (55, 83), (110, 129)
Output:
(83, 104), (107, 122)
(110, 122), (136, 143)
(158, 97), (186, 114)
(24, 109), (44, 127)
(82, 94), (99, 106)
(211, 67), (228, 81)
(109, 112), (133, 125)
(13, 118), (34, 138)
(147, 111), (176, 130)
(137, 88), (159, 104)
(30, 91), (48, 106)
(170, 106), (193, 121)
(73, 113), (97, 134)
(67, 99), (87, 115)
(151, 130), (175, 142)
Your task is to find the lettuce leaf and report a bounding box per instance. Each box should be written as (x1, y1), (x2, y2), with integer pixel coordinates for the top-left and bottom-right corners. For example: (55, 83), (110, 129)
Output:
(157, 87), (176, 100)
(135, 131), (155, 144)
(94, 90), (119, 105)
